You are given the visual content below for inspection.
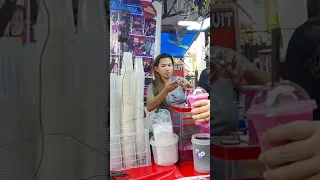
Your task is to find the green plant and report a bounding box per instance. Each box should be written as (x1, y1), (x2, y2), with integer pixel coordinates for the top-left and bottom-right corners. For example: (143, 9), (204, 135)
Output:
(266, 14), (280, 30)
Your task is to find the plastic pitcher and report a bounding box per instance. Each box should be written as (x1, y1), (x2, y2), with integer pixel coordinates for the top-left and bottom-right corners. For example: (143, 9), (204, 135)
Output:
(187, 87), (209, 131)
(247, 81), (317, 151)
(191, 133), (210, 173)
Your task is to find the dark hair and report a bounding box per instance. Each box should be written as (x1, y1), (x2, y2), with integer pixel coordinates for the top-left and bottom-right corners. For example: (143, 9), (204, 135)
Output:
(306, 14), (320, 42)
(307, 0), (320, 19)
(152, 53), (175, 107)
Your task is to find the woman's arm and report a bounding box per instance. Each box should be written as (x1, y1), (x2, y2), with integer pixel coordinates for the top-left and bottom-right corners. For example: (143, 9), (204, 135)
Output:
(244, 64), (271, 85)
(146, 88), (168, 112)
(146, 82), (179, 112)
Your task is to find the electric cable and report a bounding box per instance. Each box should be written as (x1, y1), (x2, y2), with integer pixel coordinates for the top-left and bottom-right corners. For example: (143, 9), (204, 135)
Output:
(32, 0), (50, 178)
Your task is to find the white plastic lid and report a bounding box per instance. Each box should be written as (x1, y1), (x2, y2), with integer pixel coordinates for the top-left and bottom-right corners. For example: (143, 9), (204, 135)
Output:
(187, 87), (209, 99)
(247, 81), (317, 116)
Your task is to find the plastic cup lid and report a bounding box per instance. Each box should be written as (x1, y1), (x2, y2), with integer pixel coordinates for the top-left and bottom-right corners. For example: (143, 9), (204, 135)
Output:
(187, 87), (209, 98)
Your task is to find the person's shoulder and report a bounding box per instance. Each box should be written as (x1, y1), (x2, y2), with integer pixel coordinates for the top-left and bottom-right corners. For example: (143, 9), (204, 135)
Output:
(204, 67), (210, 74)
(292, 20), (316, 40)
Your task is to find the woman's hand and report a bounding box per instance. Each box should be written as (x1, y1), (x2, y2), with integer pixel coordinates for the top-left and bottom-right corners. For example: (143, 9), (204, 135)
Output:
(215, 52), (248, 86)
(176, 77), (189, 87)
(190, 100), (210, 122)
(164, 82), (179, 93)
(259, 121), (320, 180)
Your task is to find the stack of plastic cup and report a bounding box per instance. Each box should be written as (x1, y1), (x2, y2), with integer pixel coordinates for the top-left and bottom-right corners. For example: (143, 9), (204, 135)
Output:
(247, 81), (317, 151)
(187, 87), (209, 132)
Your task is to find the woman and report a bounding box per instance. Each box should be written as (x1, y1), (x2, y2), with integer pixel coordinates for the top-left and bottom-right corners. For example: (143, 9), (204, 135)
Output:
(146, 53), (194, 112)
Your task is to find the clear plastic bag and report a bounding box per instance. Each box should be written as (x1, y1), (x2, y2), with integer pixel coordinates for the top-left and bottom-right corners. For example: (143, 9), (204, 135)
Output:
(150, 109), (174, 142)
(150, 109), (172, 124)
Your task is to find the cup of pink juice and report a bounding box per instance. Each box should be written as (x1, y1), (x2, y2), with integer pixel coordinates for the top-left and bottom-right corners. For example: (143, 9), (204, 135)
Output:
(247, 81), (317, 151)
(187, 87), (209, 129)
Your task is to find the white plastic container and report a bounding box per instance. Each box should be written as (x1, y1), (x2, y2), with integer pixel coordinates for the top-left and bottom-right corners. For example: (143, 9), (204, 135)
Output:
(150, 133), (179, 166)
(191, 133), (210, 173)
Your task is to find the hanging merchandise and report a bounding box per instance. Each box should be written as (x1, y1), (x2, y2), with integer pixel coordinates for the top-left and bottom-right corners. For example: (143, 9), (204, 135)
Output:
(110, 0), (160, 103)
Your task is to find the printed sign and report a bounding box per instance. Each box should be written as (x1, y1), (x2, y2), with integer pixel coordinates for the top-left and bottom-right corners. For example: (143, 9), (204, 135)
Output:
(142, 2), (157, 19)
(196, 149), (206, 158)
(210, 3), (239, 51)
(173, 63), (184, 77)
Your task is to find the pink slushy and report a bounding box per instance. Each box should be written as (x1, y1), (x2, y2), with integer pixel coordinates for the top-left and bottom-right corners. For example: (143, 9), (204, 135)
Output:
(249, 112), (313, 151)
(247, 81), (317, 152)
(187, 87), (209, 128)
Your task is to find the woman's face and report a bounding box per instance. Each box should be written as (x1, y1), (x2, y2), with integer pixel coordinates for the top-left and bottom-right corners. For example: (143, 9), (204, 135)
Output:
(10, 9), (25, 36)
(155, 57), (173, 79)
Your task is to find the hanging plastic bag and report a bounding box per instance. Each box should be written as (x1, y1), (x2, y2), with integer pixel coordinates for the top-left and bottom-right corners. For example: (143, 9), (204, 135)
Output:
(150, 109), (174, 143)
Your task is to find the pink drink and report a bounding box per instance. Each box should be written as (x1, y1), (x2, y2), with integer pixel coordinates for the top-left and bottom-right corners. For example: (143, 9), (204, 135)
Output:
(188, 94), (209, 110)
(187, 87), (209, 130)
(247, 81), (317, 152)
(185, 88), (194, 98)
(250, 112), (312, 151)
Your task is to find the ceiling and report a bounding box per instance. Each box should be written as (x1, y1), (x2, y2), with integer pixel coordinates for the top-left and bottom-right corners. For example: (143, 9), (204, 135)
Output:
(161, 0), (200, 26)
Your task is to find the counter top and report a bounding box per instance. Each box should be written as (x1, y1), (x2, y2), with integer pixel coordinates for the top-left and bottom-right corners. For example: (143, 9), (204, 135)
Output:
(211, 136), (261, 160)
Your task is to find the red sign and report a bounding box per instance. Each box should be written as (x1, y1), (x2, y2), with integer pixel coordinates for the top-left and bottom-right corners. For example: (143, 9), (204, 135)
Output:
(211, 4), (239, 51)
(141, 2), (157, 19)
(173, 63), (184, 77)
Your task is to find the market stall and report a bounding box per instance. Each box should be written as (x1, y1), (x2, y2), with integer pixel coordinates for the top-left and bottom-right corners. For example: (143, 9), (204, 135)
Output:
(110, 0), (210, 179)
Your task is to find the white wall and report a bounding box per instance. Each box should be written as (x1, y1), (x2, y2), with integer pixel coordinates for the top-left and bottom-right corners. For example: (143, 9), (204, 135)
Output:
(237, 0), (308, 52)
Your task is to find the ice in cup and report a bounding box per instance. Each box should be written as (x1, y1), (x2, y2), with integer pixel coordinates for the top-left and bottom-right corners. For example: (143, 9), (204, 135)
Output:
(247, 81), (317, 151)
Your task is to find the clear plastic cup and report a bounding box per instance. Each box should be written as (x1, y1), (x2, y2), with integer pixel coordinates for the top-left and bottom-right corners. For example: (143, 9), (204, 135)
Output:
(247, 81), (317, 151)
(187, 87), (209, 109)
(191, 133), (210, 173)
(187, 87), (209, 128)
